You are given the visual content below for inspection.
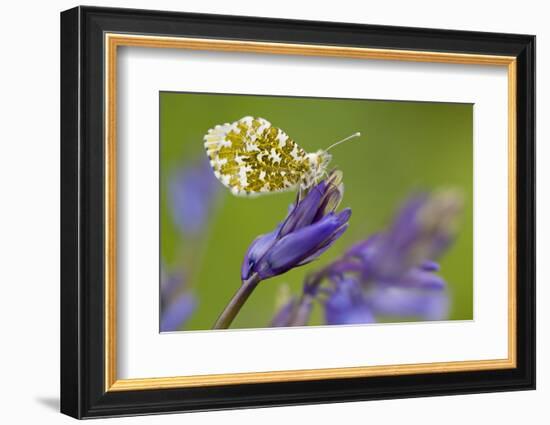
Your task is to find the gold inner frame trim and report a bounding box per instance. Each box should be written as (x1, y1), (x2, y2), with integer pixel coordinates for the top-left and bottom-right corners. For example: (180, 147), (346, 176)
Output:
(104, 33), (518, 392)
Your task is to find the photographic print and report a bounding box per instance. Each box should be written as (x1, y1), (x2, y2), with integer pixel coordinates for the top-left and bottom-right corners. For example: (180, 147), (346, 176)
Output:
(61, 8), (535, 417)
(159, 92), (473, 332)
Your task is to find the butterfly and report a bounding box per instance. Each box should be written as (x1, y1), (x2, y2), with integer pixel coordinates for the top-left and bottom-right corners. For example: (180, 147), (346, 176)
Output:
(204, 116), (360, 196)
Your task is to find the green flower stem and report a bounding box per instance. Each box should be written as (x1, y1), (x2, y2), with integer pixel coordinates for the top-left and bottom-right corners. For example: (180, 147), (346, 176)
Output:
(213, 273), (261, 329)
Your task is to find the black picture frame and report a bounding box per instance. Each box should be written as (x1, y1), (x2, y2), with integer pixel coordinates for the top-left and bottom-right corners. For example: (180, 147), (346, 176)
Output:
(60, 5), (535, 419)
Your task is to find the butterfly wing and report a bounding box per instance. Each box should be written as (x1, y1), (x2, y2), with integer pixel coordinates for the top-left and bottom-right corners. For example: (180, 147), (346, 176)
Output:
(204, 116), (310, 196)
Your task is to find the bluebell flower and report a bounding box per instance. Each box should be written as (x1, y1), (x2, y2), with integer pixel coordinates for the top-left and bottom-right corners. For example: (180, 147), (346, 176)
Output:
(215, 171), (351, 329)
(160, 269), (196, 332)
(282, 190), (462, 327)
(325, 191), (461, 324)
(348, 192), (462, 281)
(241, 171), (351, 282)
(169, 159), (220, 235)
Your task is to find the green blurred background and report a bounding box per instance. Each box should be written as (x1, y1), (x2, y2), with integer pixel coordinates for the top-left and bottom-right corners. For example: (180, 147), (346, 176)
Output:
(160, 91), (473, 331)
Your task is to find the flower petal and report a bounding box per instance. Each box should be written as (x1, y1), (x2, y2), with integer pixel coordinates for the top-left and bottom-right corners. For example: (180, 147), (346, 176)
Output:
(279, 184), (324, 236)
(241, 227), (280, 280)
(398, 268), (447, 289)
(326, 304), (374, 325)
(297, 222), (349, 266)
(297, 209), (351, 266)
(367, 286), (449, 321)
(324, 278), (374, 325)
(262, 214), (347, 278)
(420, 260), (440, 272)
(314, 182), (343, 221)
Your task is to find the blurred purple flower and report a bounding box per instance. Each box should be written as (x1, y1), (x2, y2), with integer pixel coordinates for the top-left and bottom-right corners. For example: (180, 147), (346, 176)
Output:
(169, 159), (220, 235)
(160, 269), (196, 332)
(270, 297), (298, 327)
(367, 286), (449, 321)
(279, 190), (462, 327)
(323, 191), (461, 324)
(348, 192), (462, 281)
(324, 277), (375, 325)
(241, 171), (351, 282)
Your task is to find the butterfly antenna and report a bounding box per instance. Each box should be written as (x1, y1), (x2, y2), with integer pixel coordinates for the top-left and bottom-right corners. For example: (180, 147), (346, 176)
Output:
(325, 132), (361, 152)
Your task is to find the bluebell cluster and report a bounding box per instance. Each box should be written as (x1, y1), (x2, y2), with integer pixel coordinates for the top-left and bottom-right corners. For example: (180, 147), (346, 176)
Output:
(270, 191), (462, 327)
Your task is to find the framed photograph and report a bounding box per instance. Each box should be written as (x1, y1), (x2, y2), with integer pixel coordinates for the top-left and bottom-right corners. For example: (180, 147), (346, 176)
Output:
(60, 6), (535, 419)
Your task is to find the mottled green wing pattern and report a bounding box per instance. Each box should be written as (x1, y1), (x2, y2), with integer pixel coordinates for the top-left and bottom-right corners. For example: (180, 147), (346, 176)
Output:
(204, 116), (311, 196)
